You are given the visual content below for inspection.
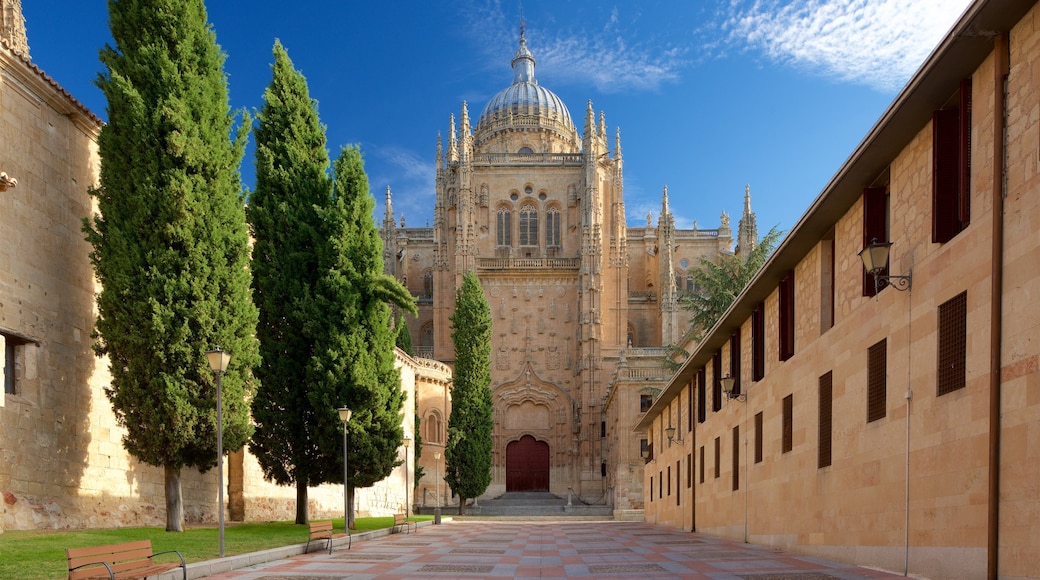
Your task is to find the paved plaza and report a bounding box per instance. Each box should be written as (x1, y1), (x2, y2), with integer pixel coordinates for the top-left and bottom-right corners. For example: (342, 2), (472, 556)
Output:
(203, 520), (906, 580)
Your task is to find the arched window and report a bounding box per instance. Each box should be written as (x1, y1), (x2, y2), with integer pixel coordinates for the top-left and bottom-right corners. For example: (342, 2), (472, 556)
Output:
(546, 208), (561, 248)
(518, 146), (534, 154)
(497, 208), (512, 246)
(519, 205), (538, 246)
(425, 410), (443, 443)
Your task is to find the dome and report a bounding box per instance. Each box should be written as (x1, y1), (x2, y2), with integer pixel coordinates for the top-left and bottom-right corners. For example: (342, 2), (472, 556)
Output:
(474, 32), (579, 150)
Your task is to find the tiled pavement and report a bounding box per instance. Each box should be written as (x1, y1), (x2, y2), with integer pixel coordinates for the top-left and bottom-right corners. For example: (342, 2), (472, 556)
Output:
(201, 520), (906, 580)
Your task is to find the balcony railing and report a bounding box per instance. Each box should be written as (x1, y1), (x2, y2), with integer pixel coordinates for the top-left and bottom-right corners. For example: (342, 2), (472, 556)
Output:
(476, 257), (581, 270)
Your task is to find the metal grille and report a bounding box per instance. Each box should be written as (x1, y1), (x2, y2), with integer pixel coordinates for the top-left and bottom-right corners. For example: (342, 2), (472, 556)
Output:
(818, 372), (832, 469)
(782, 394), (793, 453)
(938, 291), (967, 395)
(867, 339), (887, 423)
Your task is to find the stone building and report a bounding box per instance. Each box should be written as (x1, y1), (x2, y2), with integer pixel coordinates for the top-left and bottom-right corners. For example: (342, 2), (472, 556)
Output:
(637, 0), (1040, 578)
(0, 1), (433, 531)
(383, 28), (754, 515)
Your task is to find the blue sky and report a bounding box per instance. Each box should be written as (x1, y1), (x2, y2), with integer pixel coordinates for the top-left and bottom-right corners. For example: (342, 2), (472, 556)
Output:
(22, 0), (971, 236)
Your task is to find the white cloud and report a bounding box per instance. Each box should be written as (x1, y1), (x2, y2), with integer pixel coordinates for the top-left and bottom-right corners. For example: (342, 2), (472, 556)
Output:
(456, 0), (686, 93)
(720, 0), (973, 91)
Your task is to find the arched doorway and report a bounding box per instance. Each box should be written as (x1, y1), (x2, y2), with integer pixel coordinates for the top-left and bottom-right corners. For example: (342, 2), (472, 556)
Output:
(506, 435), (549, 492)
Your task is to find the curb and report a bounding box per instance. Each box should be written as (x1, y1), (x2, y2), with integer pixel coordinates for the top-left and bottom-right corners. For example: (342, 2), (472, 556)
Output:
(156, 520), (438, 580)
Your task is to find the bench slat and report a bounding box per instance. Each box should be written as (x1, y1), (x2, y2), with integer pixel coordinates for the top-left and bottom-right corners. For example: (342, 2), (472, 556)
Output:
(67, 540), (185, 580)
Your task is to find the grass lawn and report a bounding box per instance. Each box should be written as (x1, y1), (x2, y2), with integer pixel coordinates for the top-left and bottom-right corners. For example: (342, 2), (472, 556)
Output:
(0, 516), (430, 580)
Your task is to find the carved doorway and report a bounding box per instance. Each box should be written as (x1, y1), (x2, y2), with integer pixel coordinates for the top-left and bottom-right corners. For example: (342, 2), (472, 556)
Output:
(506, 435), (549, 492)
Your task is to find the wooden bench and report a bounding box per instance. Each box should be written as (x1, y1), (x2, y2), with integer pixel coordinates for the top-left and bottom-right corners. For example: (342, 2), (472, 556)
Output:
(66, 540), (186, 580)
(392, 513), (416, 534)
(305, 520), (350, 554)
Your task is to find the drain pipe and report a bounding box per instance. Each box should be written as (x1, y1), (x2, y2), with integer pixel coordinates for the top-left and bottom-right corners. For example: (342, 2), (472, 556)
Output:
(987, 33), (1009, 580)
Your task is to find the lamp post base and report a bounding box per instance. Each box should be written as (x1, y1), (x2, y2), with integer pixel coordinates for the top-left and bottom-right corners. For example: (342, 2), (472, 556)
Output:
(434, 507), (441, 525)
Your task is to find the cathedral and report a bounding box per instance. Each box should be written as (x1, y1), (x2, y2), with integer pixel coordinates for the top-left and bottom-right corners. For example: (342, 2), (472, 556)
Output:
(383, 28), (756, 511)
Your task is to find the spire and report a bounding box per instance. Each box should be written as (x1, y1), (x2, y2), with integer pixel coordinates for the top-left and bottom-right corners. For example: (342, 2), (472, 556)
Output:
(511, 20), (536, 85)
(598, 111), (606, 138)
(448, 113), (458, 161)
(737, 183), (759, 258)
(614, 127), (622, 160)
(460, 100), (470, 134)
(662, 185), (670, 215)
(384, 186), (394, 223)
(1, 0), (29, 57)
(436, 132), (443, 168)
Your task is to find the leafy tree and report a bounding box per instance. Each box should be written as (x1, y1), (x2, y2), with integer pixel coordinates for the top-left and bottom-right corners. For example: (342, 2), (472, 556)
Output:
(85, 0), (258, 532)
(309, 146), (416, 529)
(444, 271), (493, 514)
(413, 409), (425, 491)
(682, 226), (783, 342)
(246, 41), (332, 525)
(395, 315), (413, 356)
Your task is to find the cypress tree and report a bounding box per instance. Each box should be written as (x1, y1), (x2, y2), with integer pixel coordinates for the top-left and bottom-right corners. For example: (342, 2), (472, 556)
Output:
(310, 146), (416, 529)
(444, 271), (493, 514)
(85, 0), (258, 532)
(246, 41), (332, 525)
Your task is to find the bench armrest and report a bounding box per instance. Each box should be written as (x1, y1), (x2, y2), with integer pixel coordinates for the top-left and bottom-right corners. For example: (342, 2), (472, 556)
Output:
(150, 550), (187, 580)
(68, 560), (116, 580)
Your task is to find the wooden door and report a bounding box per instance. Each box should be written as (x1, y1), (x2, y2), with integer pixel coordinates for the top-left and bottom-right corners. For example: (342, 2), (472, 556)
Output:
(506, 435), (550, 492)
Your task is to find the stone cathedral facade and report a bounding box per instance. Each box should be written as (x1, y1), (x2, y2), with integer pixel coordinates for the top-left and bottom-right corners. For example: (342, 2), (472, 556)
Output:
(383, 30), (756, 512)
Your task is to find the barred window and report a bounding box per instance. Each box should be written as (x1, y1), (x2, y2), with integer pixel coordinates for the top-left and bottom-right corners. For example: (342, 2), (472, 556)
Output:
(938, 292), (968, 395)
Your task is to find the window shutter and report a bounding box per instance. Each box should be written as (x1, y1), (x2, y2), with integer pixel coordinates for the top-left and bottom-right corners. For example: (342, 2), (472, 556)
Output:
(729, 329), (741, 396)
(933, 108), (961, 243)
(712, 351), (722, 412)
(958, 79), (972, 226)
(862, 187), (888, 297)
(752, 302), (765, 380)
(778, 271), (795, 361)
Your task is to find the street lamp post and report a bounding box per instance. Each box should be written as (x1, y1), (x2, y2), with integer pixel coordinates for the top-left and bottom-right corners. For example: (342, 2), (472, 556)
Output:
(433, 451), (441, 525)
(402, 435), (411, 522)
(338, 407), (352, 531)
(205, 348), (231, 558)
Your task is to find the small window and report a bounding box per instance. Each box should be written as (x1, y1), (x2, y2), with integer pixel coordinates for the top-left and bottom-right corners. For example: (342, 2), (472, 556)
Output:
(732, 426), (740, 491)
(729, 330), (741, 398)
(782, 394), (794, 454)
(867, 339), (887, 422)
(937, 292), (968, 395)
(686, 452), (692, 488)
(667, 465), (671, 497)
(640, 438), (649, 457)
(518, 147), (534, 154)
(675, 460), (681, 505)
(752, 302), (766, 380)
(696, 369), (706, 423)
(2, 331), (33, 396)
(699, 446), (705, 484)
(778, 272), (796, 361)
(932, 79), (972, 244)
(819, 372), (833, 469)
(711, 351), (722, 412)
(639, 394), (653, 413)
(600, 420), (606, 438)
(714, 437), (721, 479)
(862, 187), (890, 297)
(754, 411), (763, 464)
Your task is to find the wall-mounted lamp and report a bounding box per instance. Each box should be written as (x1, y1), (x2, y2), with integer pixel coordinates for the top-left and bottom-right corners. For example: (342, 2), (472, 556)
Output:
(859, 239), (912, 292)
(721, 374), (745, 401)
(665, 425), (676, 443)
